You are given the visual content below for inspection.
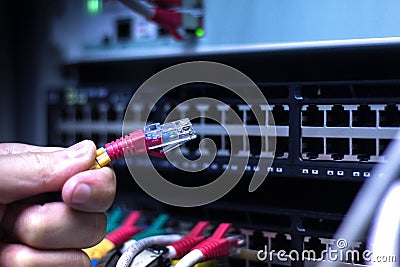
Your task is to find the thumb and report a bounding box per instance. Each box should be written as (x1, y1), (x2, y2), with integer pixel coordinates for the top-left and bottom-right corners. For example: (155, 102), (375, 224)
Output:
(0, 140), (96, 204)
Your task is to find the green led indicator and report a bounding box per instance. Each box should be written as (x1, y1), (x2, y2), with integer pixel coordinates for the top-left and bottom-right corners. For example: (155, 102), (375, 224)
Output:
(195, 28), (204, 37)
(87, 0), (102, 15)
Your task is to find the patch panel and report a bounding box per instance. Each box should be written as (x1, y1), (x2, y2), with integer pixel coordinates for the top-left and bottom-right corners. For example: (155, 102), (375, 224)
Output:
(49, 81), (400, 181)
(179, 102), (289, 160)
(44, 42), (400, 267)
(301, 104), (400, 163)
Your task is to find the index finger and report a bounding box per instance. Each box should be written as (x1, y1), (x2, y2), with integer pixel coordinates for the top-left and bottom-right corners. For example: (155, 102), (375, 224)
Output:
(0, 141), (96, 204)
(0, 143), (62, 155)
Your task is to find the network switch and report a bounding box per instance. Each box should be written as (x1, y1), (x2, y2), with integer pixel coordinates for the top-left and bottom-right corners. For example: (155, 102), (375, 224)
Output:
(48, 80), (400, 182)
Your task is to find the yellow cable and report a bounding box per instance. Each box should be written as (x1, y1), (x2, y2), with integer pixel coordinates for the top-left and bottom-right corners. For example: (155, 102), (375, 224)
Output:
(90, 147), (111, 169)
(83, 238), (115, 260)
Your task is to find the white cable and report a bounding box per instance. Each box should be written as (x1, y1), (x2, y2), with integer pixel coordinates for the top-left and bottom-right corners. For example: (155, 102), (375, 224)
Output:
(118, 0), (154, 18)
(318, 132), (400, 267)
(116, 234), (182, 267)
(368, 181), (400, 267)
(164, 245), (177, 259)
(175, 249), (203, 267)
(121, 239), (137, 253)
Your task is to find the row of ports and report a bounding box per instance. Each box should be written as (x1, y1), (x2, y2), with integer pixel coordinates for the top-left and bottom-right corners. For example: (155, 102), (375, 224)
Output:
(188, 104), (290, 126)
(302, 104), (400, 127)
(60, 103), (291, 127)
(60, 102), (400, 128)
(121, 103), (290, 126)
(60, 131), (390, 163)
(302, 137), (390, 162)
(181, 135), (289, 159)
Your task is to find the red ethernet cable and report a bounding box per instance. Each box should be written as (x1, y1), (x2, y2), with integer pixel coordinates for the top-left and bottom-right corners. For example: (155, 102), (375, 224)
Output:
(175, 223), (242, 267)
(119, 0), (184, 40)
(90, 118), (196, 169)
(116, 221), (210, 267)
(166, 221), (210, 259)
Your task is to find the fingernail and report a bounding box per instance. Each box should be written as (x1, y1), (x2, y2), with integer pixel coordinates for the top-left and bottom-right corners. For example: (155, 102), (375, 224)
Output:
(68, 140), (90, 158)
(71, 183), (91, 204)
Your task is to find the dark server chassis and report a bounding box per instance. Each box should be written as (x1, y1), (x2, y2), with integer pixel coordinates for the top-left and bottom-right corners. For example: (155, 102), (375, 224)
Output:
(46, 39), (400, 267)
(47, 79), (400, 266)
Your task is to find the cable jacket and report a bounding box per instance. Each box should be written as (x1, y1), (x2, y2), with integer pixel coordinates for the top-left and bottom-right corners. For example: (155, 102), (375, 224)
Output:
(175, 249), (203, 267)
(117, 234), (182, 267)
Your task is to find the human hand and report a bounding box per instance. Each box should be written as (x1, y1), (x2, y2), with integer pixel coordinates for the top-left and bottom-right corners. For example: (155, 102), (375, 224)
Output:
(0, 140), (116, 267)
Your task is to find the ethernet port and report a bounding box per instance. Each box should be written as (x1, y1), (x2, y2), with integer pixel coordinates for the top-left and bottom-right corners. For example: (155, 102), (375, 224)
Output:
(116, 18), (131, 42)
(249, 136), (262, 156)
(352, 105), (376, 127)
(271, 233), (291, 251)
(304, 237), (325, 256)
(326, 138), (349, 160)
(379, 104), (400, 127)
(245, 108), (261, 125)
(272, 105), (289, 126)
(302, 105), (323, 126)
(225, 105), (243, 125)
(379, 139), (390, 156)
(327, 105), (349, 127)
(275, 137), (289, 158)
(302, 137), (323, 160)
(249, 230), (268, 250)
(352, 139), (376, 162)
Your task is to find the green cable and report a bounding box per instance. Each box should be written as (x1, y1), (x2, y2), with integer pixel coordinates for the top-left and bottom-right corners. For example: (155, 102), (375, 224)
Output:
(106, 208), (123, 234)
(132, 214), (169, 240)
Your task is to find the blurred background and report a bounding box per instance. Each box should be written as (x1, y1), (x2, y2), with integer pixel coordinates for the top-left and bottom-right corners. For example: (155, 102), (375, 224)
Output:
(2, 1), (400, 267)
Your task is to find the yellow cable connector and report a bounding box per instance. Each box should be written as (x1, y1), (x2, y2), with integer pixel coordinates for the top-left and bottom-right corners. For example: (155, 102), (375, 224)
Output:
(83, 238), (115, 260)
(171, 259), (218, 267)
(90, 147), (111, 169)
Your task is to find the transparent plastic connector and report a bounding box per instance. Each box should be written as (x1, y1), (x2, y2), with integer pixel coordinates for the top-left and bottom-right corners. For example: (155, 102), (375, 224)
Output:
(144, 118), (197, 153)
